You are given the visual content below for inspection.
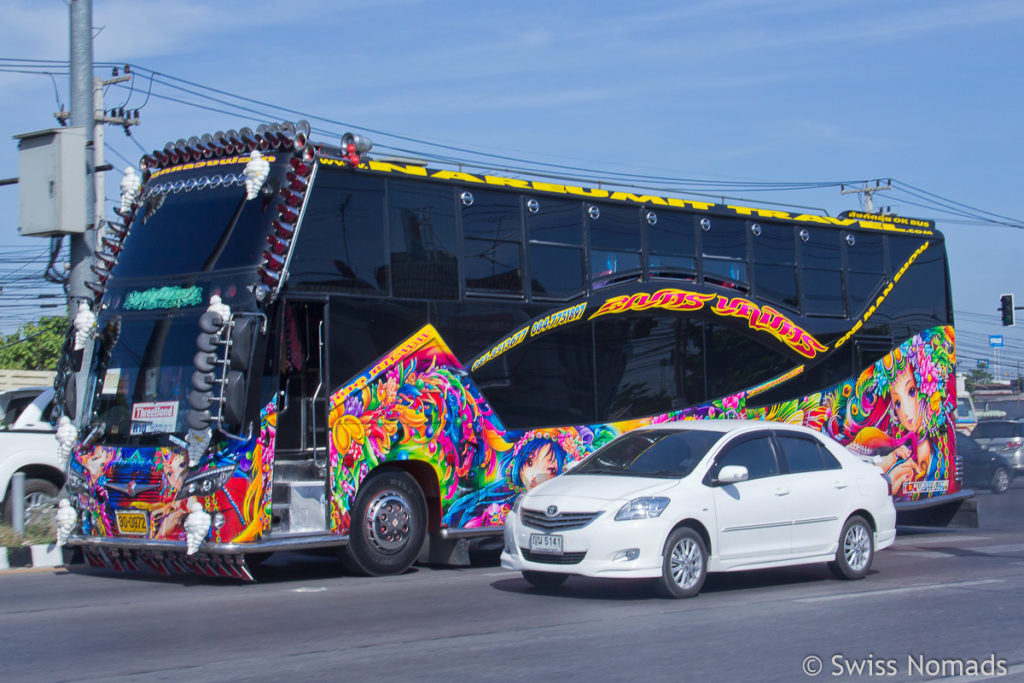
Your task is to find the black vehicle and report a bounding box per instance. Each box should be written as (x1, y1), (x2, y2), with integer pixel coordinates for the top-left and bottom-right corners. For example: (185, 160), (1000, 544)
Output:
(957, 433), (1014, 494)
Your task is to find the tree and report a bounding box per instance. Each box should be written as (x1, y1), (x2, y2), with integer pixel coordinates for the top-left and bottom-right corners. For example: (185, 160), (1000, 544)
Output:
(0, 316), (69, 371)
(964, 367), (993, 393)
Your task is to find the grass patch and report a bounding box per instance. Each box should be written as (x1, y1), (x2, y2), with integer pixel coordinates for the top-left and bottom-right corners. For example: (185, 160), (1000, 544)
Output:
(0, 517), (57, 546)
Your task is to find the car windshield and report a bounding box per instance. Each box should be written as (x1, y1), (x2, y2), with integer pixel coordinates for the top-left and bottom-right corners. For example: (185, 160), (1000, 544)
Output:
(955, 398), (974, 419)
(972, 422), (1021, 438)
(570, 428), (724, 478)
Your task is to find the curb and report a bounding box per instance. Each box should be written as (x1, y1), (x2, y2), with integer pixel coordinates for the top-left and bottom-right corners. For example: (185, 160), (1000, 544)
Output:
(0, 544), (77, 570)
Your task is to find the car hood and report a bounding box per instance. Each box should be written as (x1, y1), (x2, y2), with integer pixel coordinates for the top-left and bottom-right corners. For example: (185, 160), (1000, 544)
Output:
(522, 474), (678, 508)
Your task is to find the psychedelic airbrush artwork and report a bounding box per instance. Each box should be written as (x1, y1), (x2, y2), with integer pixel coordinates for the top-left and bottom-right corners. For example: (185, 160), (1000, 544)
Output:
(328, 324), (958, 531)
(70, 399), (277, 545)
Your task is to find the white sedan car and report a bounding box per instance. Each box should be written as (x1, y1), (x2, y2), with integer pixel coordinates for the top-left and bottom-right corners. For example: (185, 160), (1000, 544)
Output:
(501, 420), (896, 598)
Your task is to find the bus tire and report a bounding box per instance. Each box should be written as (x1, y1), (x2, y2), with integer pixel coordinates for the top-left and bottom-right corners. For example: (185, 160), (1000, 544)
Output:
(828, 515), (873, 580)
(342, 470), (427, 576)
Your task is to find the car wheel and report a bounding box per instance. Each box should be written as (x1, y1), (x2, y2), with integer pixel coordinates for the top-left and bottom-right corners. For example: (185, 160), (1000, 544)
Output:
(521, 570), (568, 589)
(341, 470), (427, 576)
(3, 478), (59, 527)
(829, 515), (874, 580)
(990, 467), (1011, 494)
(655, 527), (707, 599)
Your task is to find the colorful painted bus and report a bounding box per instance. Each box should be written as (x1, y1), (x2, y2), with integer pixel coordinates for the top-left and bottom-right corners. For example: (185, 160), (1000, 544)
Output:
(60, 121), (965, 580)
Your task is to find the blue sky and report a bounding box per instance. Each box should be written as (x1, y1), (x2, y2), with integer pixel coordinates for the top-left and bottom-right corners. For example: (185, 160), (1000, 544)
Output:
(0, 0), (1022, 372)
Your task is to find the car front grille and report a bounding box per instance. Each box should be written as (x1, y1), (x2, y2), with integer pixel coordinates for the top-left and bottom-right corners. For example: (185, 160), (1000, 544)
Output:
(521, 509), (601, 532)
(521, 549), (587, 564)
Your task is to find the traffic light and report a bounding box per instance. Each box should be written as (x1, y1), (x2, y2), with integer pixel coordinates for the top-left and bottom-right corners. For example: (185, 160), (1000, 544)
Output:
(1000, 293), (1015, 327)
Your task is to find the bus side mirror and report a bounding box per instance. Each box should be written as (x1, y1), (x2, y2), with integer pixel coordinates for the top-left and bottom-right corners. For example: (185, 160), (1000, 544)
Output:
(228, 317), (257, 371)
(63, 373), (77, 421)
(222, 371), (246, 425)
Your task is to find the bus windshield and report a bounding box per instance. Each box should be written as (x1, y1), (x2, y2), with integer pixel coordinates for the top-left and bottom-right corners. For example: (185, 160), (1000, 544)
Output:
(90, 314), (205, 438)
(113, 165), (286, 278)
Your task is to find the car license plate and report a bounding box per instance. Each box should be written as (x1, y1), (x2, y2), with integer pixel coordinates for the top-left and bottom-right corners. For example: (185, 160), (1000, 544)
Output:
(115, 510), (149, 536)
(529, 533), (563, 554)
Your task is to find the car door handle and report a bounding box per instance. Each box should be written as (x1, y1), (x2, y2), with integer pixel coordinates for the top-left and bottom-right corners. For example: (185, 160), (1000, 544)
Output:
(834, 482), (848, 490)
(774, 487), (789, 496)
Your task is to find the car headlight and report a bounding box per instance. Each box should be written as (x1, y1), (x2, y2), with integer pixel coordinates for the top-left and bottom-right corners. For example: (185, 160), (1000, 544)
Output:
(614, 497), (670, 521)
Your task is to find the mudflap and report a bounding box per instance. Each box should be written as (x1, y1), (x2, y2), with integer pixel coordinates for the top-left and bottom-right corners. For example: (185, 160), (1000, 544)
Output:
(896, 493), (979, 528)
(81, 547), (255, 581)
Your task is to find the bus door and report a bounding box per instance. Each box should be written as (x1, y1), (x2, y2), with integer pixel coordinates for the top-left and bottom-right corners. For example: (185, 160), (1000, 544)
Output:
(272, 298), (330, 534)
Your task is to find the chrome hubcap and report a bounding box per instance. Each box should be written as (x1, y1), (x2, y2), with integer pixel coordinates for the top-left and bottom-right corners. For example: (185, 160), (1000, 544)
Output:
(24, 492), (55, 527)
(669, 537), (703, 589)
(994, 470), (1009, 490)
(364, 490), (412, 554)
(844, 524), (871, 571)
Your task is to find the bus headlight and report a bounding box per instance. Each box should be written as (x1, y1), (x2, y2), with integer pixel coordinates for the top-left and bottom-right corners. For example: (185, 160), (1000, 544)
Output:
(614, 497), (670, 521)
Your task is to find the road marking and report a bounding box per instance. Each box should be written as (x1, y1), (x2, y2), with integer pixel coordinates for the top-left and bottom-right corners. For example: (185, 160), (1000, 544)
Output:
(895, 534), (992, 546)
(889, 542), (1024, 557)
(292, 586), (327, 593)
(796, 578), (1003, 603)
(885, 550), (950, 558)
(969, 543), (1024, 554)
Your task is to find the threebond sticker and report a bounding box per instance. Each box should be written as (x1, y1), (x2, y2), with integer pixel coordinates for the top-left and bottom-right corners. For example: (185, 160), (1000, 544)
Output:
(130, 401), (178, 435)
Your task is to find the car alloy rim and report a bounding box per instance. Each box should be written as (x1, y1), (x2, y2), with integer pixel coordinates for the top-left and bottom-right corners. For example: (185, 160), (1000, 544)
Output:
(669, 537), (703, 589)
(994, 469), (1009, 491)
(844, 524), (871, 572)
(24, 491), (55, 526)
(364, 489), (412, 554)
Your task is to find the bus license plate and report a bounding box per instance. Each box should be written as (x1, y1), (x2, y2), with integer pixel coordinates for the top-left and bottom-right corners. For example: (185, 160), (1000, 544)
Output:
(115, 510), (149, 536)
(529, 534), (563, 555)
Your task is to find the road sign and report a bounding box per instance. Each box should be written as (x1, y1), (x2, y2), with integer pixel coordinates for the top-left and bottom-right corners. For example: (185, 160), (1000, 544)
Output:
(977, 359), (989, 368)
(990, 335), (1005, 348)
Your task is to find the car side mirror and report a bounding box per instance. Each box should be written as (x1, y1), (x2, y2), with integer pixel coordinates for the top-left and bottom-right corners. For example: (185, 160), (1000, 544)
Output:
(715, 465), (749, 485)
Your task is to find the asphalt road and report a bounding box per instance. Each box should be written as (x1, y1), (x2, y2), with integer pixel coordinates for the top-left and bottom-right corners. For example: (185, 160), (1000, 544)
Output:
(3, 483), (1024, 682)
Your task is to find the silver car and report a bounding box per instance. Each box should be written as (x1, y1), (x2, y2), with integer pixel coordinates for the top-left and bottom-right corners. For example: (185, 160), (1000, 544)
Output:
(971, 420), (1024, 473)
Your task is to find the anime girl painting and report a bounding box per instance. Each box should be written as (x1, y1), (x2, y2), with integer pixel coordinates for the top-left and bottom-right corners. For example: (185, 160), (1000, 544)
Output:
(442, 428), (591, 527)
(844, 327), (956, 500)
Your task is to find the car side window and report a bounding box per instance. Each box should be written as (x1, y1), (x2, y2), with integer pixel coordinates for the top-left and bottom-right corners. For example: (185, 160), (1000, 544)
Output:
(776, 435), (840, 473)
(713, 435), (779, 480)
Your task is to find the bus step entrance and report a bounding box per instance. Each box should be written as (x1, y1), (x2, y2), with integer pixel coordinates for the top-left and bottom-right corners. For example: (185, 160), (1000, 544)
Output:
(271, 460), (327, 534)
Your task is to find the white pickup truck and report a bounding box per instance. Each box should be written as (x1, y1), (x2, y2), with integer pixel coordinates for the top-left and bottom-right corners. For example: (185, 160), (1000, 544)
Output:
(0, 387), (63, 525)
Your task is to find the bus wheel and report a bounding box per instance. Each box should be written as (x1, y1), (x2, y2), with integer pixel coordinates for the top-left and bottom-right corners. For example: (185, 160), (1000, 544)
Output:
(343, 470), (426, 576)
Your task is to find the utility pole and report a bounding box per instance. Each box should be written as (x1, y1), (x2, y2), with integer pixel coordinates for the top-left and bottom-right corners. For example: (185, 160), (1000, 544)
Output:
(68, 0), (95, 423)
(841, 179), (892, 213)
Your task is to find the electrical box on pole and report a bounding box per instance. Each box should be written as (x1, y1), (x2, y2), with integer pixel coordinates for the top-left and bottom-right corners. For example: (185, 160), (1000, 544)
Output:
(1000, 293), (1015, 327)
(14, 126), (88, 236)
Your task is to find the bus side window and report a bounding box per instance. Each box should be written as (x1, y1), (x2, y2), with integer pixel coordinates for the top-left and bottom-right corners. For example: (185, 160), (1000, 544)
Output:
(698, 216), (748, 292)
(388, 180), (459, 300)
(594, 315), (706, 420)
(526, 198), (584, 301)
(587, 203), (642, 290)
(647, 211), (696, 282)
(289, 171), (387, 295)
(462, 190), (523, 296)
(751, 222), (797, 311)
(799, 227), (844, 317)
(844, 231), (885, 317)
